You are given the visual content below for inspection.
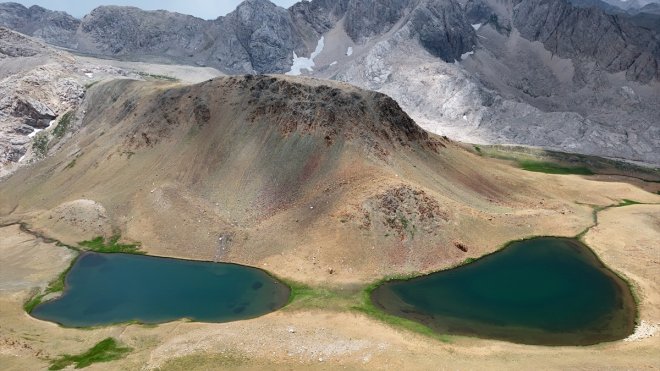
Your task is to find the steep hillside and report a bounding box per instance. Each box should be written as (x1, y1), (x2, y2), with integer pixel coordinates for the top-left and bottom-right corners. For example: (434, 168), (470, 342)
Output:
(0, 75), (614, 282)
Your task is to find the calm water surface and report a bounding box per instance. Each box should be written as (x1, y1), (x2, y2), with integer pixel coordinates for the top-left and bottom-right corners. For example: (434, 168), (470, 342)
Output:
(32, 253), (290, 327)
(372, 238), (636, 345)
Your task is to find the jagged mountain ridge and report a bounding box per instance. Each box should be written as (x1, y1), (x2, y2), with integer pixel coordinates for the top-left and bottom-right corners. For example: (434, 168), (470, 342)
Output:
(513, 0), (659, 82)
(0, 0), (658, 164)
(0, 0), (476, 72)
(0, 0), (655, 80)
(0, 2), (79, 46)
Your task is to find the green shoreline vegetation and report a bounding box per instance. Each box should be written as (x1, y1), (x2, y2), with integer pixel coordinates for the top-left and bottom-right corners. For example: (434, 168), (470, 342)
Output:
(24, 261), (76, 313)
(23, 233), (142, 313)
(79, 235), (143, 254)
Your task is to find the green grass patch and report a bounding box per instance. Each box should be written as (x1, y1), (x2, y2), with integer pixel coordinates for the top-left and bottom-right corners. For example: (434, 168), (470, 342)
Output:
(24, 260), (75, 313)
(49, 338), (131, 370)
(53, 112), (73, 138)
(616, 199), (642, 207)
(32, 132), (49, 157)
(137, 72), (178, 82)
(158, 352), (249, 370)
(79, 235), (142, 254)
(45, 267), (68, 294)
(518, 160), (594, 175)
(282, 276), (450, 341)
(64, 159), (76, 170)
(473, 145), (482, 155)
(23, 294), (43, 313)
(352, 280), (451, 342)
(283, 280), (354, 310)
(84, 81), (99, 89)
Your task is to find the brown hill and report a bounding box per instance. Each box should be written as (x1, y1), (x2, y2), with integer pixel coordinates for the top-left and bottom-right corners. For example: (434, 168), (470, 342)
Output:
(0, 75), (648, 283)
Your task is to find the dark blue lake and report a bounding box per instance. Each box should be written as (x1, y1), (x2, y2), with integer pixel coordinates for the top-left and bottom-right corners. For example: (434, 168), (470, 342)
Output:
(371, 237), (636, 345)
(32, 253), (290, 327)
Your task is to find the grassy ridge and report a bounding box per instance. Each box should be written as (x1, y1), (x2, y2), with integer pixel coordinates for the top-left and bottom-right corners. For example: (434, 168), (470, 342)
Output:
(49, 338), (131, 370)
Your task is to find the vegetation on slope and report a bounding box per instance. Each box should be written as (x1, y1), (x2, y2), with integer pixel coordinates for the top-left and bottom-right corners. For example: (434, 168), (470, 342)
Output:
(471, 144), (659, 181)
(52, 112), (73, 138)
(32, 132), (49, 157)
(49, 338), (132, 370)
(518, 159), (594, 175)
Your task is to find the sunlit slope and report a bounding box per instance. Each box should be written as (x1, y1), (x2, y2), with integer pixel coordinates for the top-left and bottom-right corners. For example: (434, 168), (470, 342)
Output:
(1, 75), (655, 282)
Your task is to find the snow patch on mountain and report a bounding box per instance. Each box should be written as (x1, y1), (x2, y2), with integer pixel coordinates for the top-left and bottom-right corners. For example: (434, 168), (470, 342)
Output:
(461, 51), (475, 60)
(286, 36), (325, 76)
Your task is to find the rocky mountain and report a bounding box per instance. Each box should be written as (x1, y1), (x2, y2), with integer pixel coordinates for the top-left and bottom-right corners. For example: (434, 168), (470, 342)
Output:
(0, 0), (475, 72)
(513, 0), (659, 82)
(570, 0), (660, 33)
(0, 0), (658, 164)
(0, 27), (84, 174)
(600, 0), (660, 11)
(0, 27), (221, 177)
(0, 3), (79, 46)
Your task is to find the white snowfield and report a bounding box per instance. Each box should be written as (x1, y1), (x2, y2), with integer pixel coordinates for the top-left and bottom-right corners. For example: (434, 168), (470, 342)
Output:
(286, 36), (325, 76)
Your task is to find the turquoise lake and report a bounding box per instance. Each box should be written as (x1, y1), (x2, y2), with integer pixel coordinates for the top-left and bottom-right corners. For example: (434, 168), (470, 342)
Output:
(31, 253), (290, 327)
(371, 237), (636, 345)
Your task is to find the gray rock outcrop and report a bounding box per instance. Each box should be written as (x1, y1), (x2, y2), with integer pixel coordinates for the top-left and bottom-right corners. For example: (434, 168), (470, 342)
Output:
(12, 98), (56, 128)
(0, 0), (658, 164)
(513, 0), (660, 82)
(0, 2), (79, 47)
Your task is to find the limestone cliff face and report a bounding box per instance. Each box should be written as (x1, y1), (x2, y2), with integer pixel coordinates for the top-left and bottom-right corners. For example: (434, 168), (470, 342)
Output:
(513, 0), (660, 82)
(77, 6), (208, 56)
(2, 0), (655, 79)
(1, 0), (659, 163)
(406, 0), (477, 62)
(292, 0), (476, 63)
(0, 2), (79, 47)
(222, 0), (307, 73)
(59, 1), (308, 74)
(0, 28), (84, 169)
